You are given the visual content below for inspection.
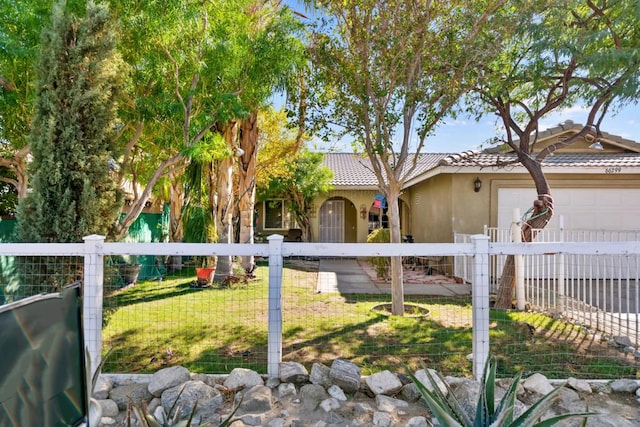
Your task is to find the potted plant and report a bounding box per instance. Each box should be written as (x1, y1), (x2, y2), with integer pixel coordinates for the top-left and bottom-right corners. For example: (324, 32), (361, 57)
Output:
(115, 256), (141, 286)
(195, 257), (216, 286)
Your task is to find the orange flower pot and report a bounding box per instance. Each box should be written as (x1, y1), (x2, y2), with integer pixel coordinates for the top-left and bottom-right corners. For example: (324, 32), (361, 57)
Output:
(195, 267), (215, 286)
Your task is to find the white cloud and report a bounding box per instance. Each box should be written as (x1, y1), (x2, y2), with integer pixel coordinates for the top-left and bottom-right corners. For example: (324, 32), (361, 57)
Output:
(442, 119), (470, 127)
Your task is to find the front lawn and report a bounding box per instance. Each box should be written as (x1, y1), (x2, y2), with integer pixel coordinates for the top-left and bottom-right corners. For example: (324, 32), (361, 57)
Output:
(102, 261), (638, 379)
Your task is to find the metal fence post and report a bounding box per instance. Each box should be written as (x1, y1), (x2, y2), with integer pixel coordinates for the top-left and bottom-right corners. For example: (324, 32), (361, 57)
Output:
(267, 234), (284, 378)
(471, 234), (490, 381)
(83, 234), (105, 378)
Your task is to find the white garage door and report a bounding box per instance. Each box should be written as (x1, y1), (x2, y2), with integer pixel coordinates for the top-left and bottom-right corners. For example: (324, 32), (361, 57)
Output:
(497, 187), (640, 280)
(497, 188), (640, 231)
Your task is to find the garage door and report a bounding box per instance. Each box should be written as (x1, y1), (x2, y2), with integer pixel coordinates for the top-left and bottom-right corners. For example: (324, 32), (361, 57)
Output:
(497, 187), (640, 280)
(498, 188), (640, 231)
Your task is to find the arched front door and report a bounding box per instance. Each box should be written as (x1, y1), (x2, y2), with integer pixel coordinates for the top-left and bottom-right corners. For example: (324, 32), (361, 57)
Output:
(318, 199), (344, 242)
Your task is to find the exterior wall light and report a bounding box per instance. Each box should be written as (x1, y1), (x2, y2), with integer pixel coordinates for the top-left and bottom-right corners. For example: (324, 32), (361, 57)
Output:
(474, 177), (482, 193)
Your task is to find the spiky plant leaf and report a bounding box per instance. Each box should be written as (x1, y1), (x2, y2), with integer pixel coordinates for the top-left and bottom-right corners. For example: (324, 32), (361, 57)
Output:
(510, 384), (594, 427)
(424, 367), (473, 426)
(492, 372), (522, 425)
(219, 394), (244, 427)
(407, 369), (465, 427)
(475, 356), (493, 426)
(532, 412), (594, 427)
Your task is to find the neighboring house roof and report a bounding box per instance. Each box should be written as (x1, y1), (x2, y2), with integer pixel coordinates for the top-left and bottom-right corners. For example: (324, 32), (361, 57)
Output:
(514, 120), (640, 152)
(323, 152), (450, 188)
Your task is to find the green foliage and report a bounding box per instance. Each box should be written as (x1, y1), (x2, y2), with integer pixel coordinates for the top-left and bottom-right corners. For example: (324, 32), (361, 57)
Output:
(408, 356), (594, 427)
(366, 228), (390, 279)
(259, 148), (333, 240)
(0, 168), (18, 215)
(16, 0), (123, 244)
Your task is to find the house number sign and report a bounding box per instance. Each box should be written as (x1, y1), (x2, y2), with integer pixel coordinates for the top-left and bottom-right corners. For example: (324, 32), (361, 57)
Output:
(604, 167), (623, 174)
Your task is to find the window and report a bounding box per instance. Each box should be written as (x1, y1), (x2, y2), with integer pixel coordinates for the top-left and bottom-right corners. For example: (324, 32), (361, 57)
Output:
(264, 199), (291, 229)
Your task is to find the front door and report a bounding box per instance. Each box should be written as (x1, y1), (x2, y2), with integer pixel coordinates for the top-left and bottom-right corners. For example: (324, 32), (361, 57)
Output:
(319, 199), (344, 243)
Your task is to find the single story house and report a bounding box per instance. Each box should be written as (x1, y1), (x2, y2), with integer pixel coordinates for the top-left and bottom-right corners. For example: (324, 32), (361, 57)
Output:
(256, 121), (640, 243)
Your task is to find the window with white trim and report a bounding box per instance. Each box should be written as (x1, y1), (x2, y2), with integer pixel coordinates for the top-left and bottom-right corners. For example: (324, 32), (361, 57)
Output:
(263, 199), (292, 230)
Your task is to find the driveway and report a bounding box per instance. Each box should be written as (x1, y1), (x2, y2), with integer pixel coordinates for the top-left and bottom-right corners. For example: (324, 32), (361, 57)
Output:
(316, 258), (471, 296)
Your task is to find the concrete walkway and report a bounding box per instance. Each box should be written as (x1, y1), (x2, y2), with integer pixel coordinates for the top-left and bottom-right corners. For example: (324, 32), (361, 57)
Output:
(316, 258), (471, 296)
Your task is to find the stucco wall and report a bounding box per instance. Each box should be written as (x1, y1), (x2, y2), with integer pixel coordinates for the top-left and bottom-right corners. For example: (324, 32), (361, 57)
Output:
(311, 190), (411, 243)
(408, 174), (453, 243)
(408, 171), (640, 242)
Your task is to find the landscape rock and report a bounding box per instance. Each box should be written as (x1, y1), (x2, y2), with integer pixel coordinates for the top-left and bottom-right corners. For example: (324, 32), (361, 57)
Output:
(277, 382), (297, 398)
(329, 359), (361, 393)
(523, 373), (554, 395)
(327, 384), (347, 401)
(95, 360), (640, 426)
(310, 362), (332, 387)
(365, 370), (403, 396)
(319, 397), (341, 412)
(406, 416), (429, 427)
(280, 361), (309, 384)
(224, 368), (264, 391)
(299, 383), (329, 409)
(148, 365), (191, 396)
(161, 380), (221, 419)
(92, 376), (112, 400)
(451, 378), (481, 415)
(413, 368), (448, 396)
(610, 379), (639, 393)
(238, 413), (264, 425)
(265, 376), (280, 389)
(109, 382), (153, 410)
(568, 377), (592, 394)
(590, 382), (612, 393)
(375, 394), (409, 413)
(372, 410), (394, 426)
(400, 383), (422, 402)
(237, 385), (273, 415)
(97, 399), (119, 418)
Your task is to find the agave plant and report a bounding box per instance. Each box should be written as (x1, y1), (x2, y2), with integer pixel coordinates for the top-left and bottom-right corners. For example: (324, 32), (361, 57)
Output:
(126, 385), (242, 427)
(408, 357), (594, 427)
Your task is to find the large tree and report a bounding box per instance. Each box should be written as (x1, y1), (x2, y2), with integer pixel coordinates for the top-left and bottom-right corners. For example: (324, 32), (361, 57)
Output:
(17, 0), (123, 243)
(257, 108), (333, 242)
(0, 0), (85, 200)
(309, 0), (511, 315)
(467, 0), (640, 309)
(222, 1), (306, 276)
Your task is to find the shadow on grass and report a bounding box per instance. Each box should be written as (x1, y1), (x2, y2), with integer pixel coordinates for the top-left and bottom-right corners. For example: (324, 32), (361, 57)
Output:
(104, 321), (269, 374)
(101, 279), (638, 379)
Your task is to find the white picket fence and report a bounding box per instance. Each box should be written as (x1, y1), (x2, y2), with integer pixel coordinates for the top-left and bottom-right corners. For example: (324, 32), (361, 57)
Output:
(454, 215), (640, 351)
(1, 234), (639, 381)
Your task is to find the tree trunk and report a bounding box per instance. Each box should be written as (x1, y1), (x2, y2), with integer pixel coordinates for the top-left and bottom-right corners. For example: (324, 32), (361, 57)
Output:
(0, 150), (30, 199)
(168, 173), (184, 271)
(494, 193), (554, 309)
(238, 112), (258, 275)
(214, 121), (237, 282)
(386, 184), (404, 316)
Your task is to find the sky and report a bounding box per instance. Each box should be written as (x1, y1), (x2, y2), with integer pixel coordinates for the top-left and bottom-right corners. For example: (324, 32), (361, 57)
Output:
(282, 1), (640, 154)
(418, 105), (640, 154)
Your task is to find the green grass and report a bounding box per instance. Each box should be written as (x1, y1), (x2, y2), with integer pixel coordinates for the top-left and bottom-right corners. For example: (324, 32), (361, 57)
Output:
(102, 263), (638, 379)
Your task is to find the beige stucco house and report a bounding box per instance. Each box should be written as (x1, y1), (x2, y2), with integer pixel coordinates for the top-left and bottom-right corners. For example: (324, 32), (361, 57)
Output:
(256, 121), (640, 243)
